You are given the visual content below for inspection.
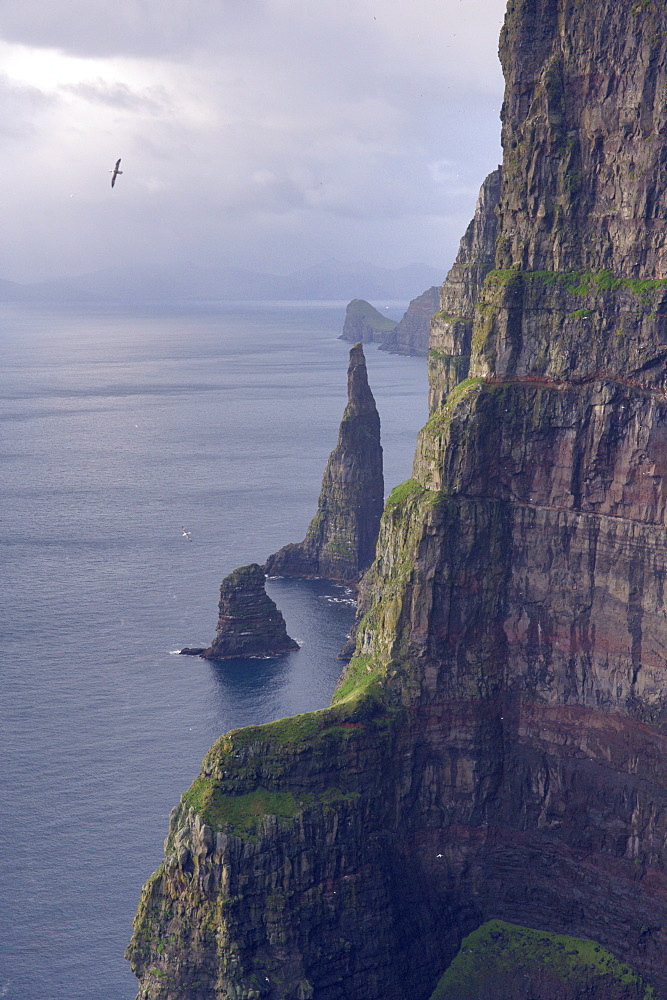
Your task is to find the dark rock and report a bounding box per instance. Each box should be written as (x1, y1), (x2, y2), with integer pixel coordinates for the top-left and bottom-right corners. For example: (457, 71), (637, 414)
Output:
(264, 344), (383, 585)
(339, 299), (398, 345)
(202, 563), (298, 660)
(378, 286), (440, 356)
(178, 647), (206, 656)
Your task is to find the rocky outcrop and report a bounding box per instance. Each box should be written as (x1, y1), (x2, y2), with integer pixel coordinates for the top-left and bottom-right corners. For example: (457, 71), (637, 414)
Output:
(427, 165), (501, 412)
(127, 1), (667, 998)
(339, 299), (397, 346)
(378, 286), (440, 356)
(202, 564), (298, 660)
(264, 344), (384, 585)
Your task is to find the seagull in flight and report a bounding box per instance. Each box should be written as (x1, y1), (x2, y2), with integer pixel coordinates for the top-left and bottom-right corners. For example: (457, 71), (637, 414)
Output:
(181, 527), (193, 542)
(110, 158), (123, 188)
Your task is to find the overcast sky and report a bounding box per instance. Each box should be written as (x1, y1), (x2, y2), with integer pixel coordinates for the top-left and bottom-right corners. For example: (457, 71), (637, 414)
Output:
(1, 0), (506, 283)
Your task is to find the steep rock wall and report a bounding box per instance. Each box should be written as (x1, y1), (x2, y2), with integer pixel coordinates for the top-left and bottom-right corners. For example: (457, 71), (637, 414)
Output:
(428, 166), (501, 411)
(127, 1), (667, 997)
(497, 0), (667, 276)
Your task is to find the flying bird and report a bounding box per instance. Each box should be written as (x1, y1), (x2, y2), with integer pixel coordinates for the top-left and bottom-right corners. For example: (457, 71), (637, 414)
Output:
(110, 158), (123, 188)
(181, 527), (193, 542)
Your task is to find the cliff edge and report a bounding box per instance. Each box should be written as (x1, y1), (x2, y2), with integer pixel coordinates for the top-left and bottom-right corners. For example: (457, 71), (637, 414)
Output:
(127, 1), (667, 997)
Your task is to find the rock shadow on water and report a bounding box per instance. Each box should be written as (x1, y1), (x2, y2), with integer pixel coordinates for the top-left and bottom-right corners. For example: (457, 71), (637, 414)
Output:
(206, 651), (292, 704)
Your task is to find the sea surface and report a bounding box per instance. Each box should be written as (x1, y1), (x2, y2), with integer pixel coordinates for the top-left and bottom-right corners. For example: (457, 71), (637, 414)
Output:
(0, 300), (427, 1000)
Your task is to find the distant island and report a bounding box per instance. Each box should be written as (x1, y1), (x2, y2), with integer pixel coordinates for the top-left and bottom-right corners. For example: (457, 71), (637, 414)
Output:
(339, 299), (398, 347)
(340, 287), (440, 357)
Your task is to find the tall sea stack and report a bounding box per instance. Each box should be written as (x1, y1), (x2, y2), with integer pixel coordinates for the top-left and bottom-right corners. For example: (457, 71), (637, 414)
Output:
(127, 2), (667, 998)
(264, 343), (384, 585)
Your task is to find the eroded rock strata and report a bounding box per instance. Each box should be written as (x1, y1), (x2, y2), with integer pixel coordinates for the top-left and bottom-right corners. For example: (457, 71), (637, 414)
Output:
(264, 343), (384, 585)
(128, 0), (667, 997)
(202, 564), (298, 660)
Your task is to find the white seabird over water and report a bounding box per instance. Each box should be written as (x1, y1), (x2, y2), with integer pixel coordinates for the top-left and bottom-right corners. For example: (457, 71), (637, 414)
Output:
(110, 158), (123, 188)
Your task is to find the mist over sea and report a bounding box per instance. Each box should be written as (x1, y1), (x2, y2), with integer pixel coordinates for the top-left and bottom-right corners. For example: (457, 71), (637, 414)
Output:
(0, 301), (427, 1000)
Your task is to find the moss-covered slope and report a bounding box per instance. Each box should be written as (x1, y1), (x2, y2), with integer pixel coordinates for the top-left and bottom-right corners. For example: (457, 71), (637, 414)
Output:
(429, 921), (655, 1000)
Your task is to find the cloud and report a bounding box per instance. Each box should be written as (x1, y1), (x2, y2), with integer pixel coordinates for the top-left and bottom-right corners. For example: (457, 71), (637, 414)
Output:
(0, 0), (507, 283)
(0, 72), (57, 140)
(60, 79), (169, 113)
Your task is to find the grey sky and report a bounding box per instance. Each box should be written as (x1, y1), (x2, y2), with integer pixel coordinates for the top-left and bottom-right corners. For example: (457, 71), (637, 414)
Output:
(1, 0), (506, 283)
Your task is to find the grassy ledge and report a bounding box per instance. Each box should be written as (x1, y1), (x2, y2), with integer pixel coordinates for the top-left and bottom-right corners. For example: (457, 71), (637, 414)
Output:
(485, 267), (667, 299)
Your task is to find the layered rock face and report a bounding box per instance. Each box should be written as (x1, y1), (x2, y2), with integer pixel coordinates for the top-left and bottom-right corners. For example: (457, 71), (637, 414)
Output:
(264, 344), (384, 585)
(203, 564), (298, 660)
(127, 1), (667, 998)
(427, 165), (501, 411)
(496, 0), (667, 277)
(339, 299), (398, 346)
(379, 286), (441, 357)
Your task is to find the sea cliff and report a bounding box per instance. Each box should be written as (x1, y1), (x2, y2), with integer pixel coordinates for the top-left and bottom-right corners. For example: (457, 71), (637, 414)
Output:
(127, 0), (667, 996)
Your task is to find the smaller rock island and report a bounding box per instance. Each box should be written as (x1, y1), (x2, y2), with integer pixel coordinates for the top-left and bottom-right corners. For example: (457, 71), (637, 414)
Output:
(264, 343), (384, 585)
(201, 563), (299, 660)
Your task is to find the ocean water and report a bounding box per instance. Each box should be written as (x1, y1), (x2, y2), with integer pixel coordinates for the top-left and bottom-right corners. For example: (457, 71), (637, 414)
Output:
(0, 300), (427, 1000)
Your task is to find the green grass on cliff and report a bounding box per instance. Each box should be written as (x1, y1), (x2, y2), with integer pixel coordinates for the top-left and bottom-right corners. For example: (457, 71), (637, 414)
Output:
(422, 377), (485, 436)
(215, 698), (379, 751)
(331, 654), (379, 704)
(183, 774), (361, 837)
(428, 920), (655, 1000)
(384, 478), (425, 510)
(184, 777), (302, 834)
(180, 695), (390, 837)
(485, 267), (667, 300)
(433, 311), (467, 323)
